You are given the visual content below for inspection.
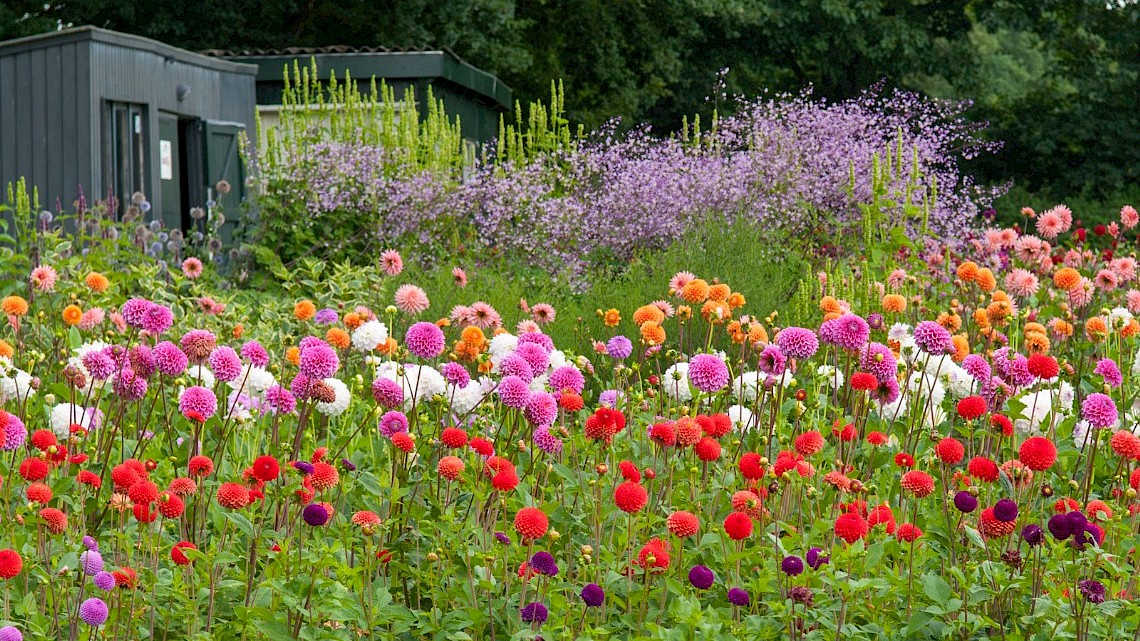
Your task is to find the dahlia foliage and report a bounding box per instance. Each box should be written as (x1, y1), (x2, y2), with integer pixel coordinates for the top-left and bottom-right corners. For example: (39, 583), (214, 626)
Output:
(1, 204), (1140, 639)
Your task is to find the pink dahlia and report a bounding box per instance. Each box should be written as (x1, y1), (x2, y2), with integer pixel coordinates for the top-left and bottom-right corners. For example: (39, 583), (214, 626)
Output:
(688, 354), (729, 393)
(394, 284), (430, 315)
(405, 322), (445, 359)
(380, 250), (403, 276)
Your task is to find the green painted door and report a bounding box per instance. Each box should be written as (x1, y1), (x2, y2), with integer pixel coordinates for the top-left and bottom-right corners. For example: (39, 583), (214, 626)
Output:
(202, 120), (244, 243)
(157, 113), (182, 231)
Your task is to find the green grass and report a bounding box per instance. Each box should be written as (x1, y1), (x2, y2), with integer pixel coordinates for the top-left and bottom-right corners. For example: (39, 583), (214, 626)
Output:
(397, 220), (807, 352)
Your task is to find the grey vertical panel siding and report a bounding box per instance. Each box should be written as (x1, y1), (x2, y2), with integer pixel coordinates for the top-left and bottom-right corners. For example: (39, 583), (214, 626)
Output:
(0, 27), (255, 220)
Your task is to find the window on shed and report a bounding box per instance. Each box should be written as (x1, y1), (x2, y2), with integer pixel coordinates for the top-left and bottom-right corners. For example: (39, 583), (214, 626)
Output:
(102, 102), (149, 213)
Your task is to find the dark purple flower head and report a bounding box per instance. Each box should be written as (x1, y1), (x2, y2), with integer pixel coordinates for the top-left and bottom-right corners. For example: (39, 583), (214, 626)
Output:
(789, 586), (814, 607)
(529, 551), (558, 576)
(781, 555), (804, 576)
(727, 587), (750, 606)
(580, 583), (605, 607)
(302, 503), (329, 526)
(494, 531), (511, 545)
(293, 461), (314, 476)
(993, 499), (1018, 523)
(688, 565), (715, 590)
(1065, 511), (1088, 533)
(806, 547), (829, 569)
(1048, 513), (1073, 540)
(340, 458), (356, 472)
(866, 313), (884, 330)
(953, 491), (978, 513)
(1078, 579), (1106, 604)
(520, 602), (548, 624)
(1021, 524), (1044, 547)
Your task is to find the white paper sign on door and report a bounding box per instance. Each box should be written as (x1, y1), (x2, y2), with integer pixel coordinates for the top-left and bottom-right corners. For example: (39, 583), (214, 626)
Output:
(160, 140), (173, 180)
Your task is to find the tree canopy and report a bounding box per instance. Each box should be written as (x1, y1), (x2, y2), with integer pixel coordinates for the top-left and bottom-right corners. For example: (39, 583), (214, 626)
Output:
(3, 0), (1137, 198)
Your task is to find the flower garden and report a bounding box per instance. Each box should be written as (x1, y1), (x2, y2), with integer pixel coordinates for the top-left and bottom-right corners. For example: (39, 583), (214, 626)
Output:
(1, 82), (1139, 640)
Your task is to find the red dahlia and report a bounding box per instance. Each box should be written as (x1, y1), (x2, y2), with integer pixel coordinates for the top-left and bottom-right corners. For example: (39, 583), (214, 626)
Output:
(252, 455), (280, 482)
(171, 541), (197, 566)
(956, 396), (987, 421)
(850, 372), (877, 391)
(967, 456), (1000, 482)
(666, 511), (699, 538)
(834, 512), (869, 544)
(738, 452), (765, 480)
(440, 427), (468, 449)
(724, 512), (753, 540)
(900, 470), (936, 498)
(978, 507), (1016, 538)
(1018, 437), (1057, 471)
(513, 507), (548, 540)
(794, 431), (825, 457)
(935, 437), (965, 465)
(614, 481), (648, 513)
(216, 482), (250, 509)
(694, 437), (722, 462)
(1026, 354), (1059, 379)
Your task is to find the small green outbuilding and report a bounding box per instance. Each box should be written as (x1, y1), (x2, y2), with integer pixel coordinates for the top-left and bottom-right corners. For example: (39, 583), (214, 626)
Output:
(203, 45), (512, 146)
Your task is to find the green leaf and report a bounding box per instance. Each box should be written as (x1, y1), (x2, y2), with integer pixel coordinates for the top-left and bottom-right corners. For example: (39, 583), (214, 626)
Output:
(224, 511), (256, 538)
(921, 572), (952, 605)
(68, 326), (81, 350)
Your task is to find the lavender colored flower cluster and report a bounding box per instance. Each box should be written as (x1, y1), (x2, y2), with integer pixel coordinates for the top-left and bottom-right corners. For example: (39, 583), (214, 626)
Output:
(258, 87), (1000, 284)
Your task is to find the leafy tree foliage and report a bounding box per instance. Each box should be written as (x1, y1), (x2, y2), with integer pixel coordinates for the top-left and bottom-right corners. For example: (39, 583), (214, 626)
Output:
(2, 0), (1136, 197)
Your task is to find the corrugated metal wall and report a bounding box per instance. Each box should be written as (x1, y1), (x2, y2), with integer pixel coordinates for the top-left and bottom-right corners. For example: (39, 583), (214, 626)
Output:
(0, 38), (92, 211)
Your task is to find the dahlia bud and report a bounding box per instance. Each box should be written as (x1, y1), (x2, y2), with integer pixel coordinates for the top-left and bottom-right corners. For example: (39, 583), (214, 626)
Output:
(548, 529), (560, 541)
(426, 552), (439, 562)
(385, 305), (398, 315)
(595, 464), (607, 475)
(581, 545), (593, 556)
(145, 459), (158, 472)
(1129, 488), (1138, 499)
(44, 393), (56, 405)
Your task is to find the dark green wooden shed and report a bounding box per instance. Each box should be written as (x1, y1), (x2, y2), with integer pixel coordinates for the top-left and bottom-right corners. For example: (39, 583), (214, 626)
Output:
(203, 46), (512, 144)
(0, 26), (256, 232)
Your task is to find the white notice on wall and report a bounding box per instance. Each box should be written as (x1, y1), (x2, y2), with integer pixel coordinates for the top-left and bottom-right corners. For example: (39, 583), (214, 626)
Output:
(160, 140), (173, 180)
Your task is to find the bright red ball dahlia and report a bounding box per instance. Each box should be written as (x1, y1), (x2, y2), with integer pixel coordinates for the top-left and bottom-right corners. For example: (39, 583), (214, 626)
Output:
(850, 372), (877, 391)
(794, 431), (825, 457)
(1054, 497), (1080, 513)
(25, 482), (52, 504)
(1018, 437), (1057, 471)
(252, 455), (280, 482)
(1026, 354), (1059, 380)
(967, 456), (1000, 482)
(18, 458), (49, 482)
(935, 437), (965, 465)
(694, 437), (722, 462)
(513, 507), (548, 540)
(956, 396), (987, 421)
(724, 512), (753, 540)
(440, 427), (469, 449)
(636, 538), (671, 570)
(868, 503), (896, 533)
(619, 460), (641, 483)
(666, 511), (700, 538)
(188, 455), (215, 477)
(1131, 468), (1140, 491)
(894, 452), (915, 468)
(0, 549), (23, 579)
(649, 423), (677, 447)
(895, 522), (923, 543)
(738, 452), (765, 480)
(468, 437), (494, 457)
(168, 477), (197, 496)
(157, 492), (185, 519)
(492, 469), (519, 492)
(900, 470), (936, 498)
(127, 480), (159, 505)
(978, 507), (1016, 538)
(990, 414), (1013, 437)
(171, 541), (197, 566)
(391, 433), (415, 453)
(29, 429), (57, 451)
(834, 512), (869, 544)
(132, 503), (157, 523)
(216, 482), (250, 509)
(706, 413), (733, 438)
(614, 481), (649, 513)
(731, 490), (763, 518)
